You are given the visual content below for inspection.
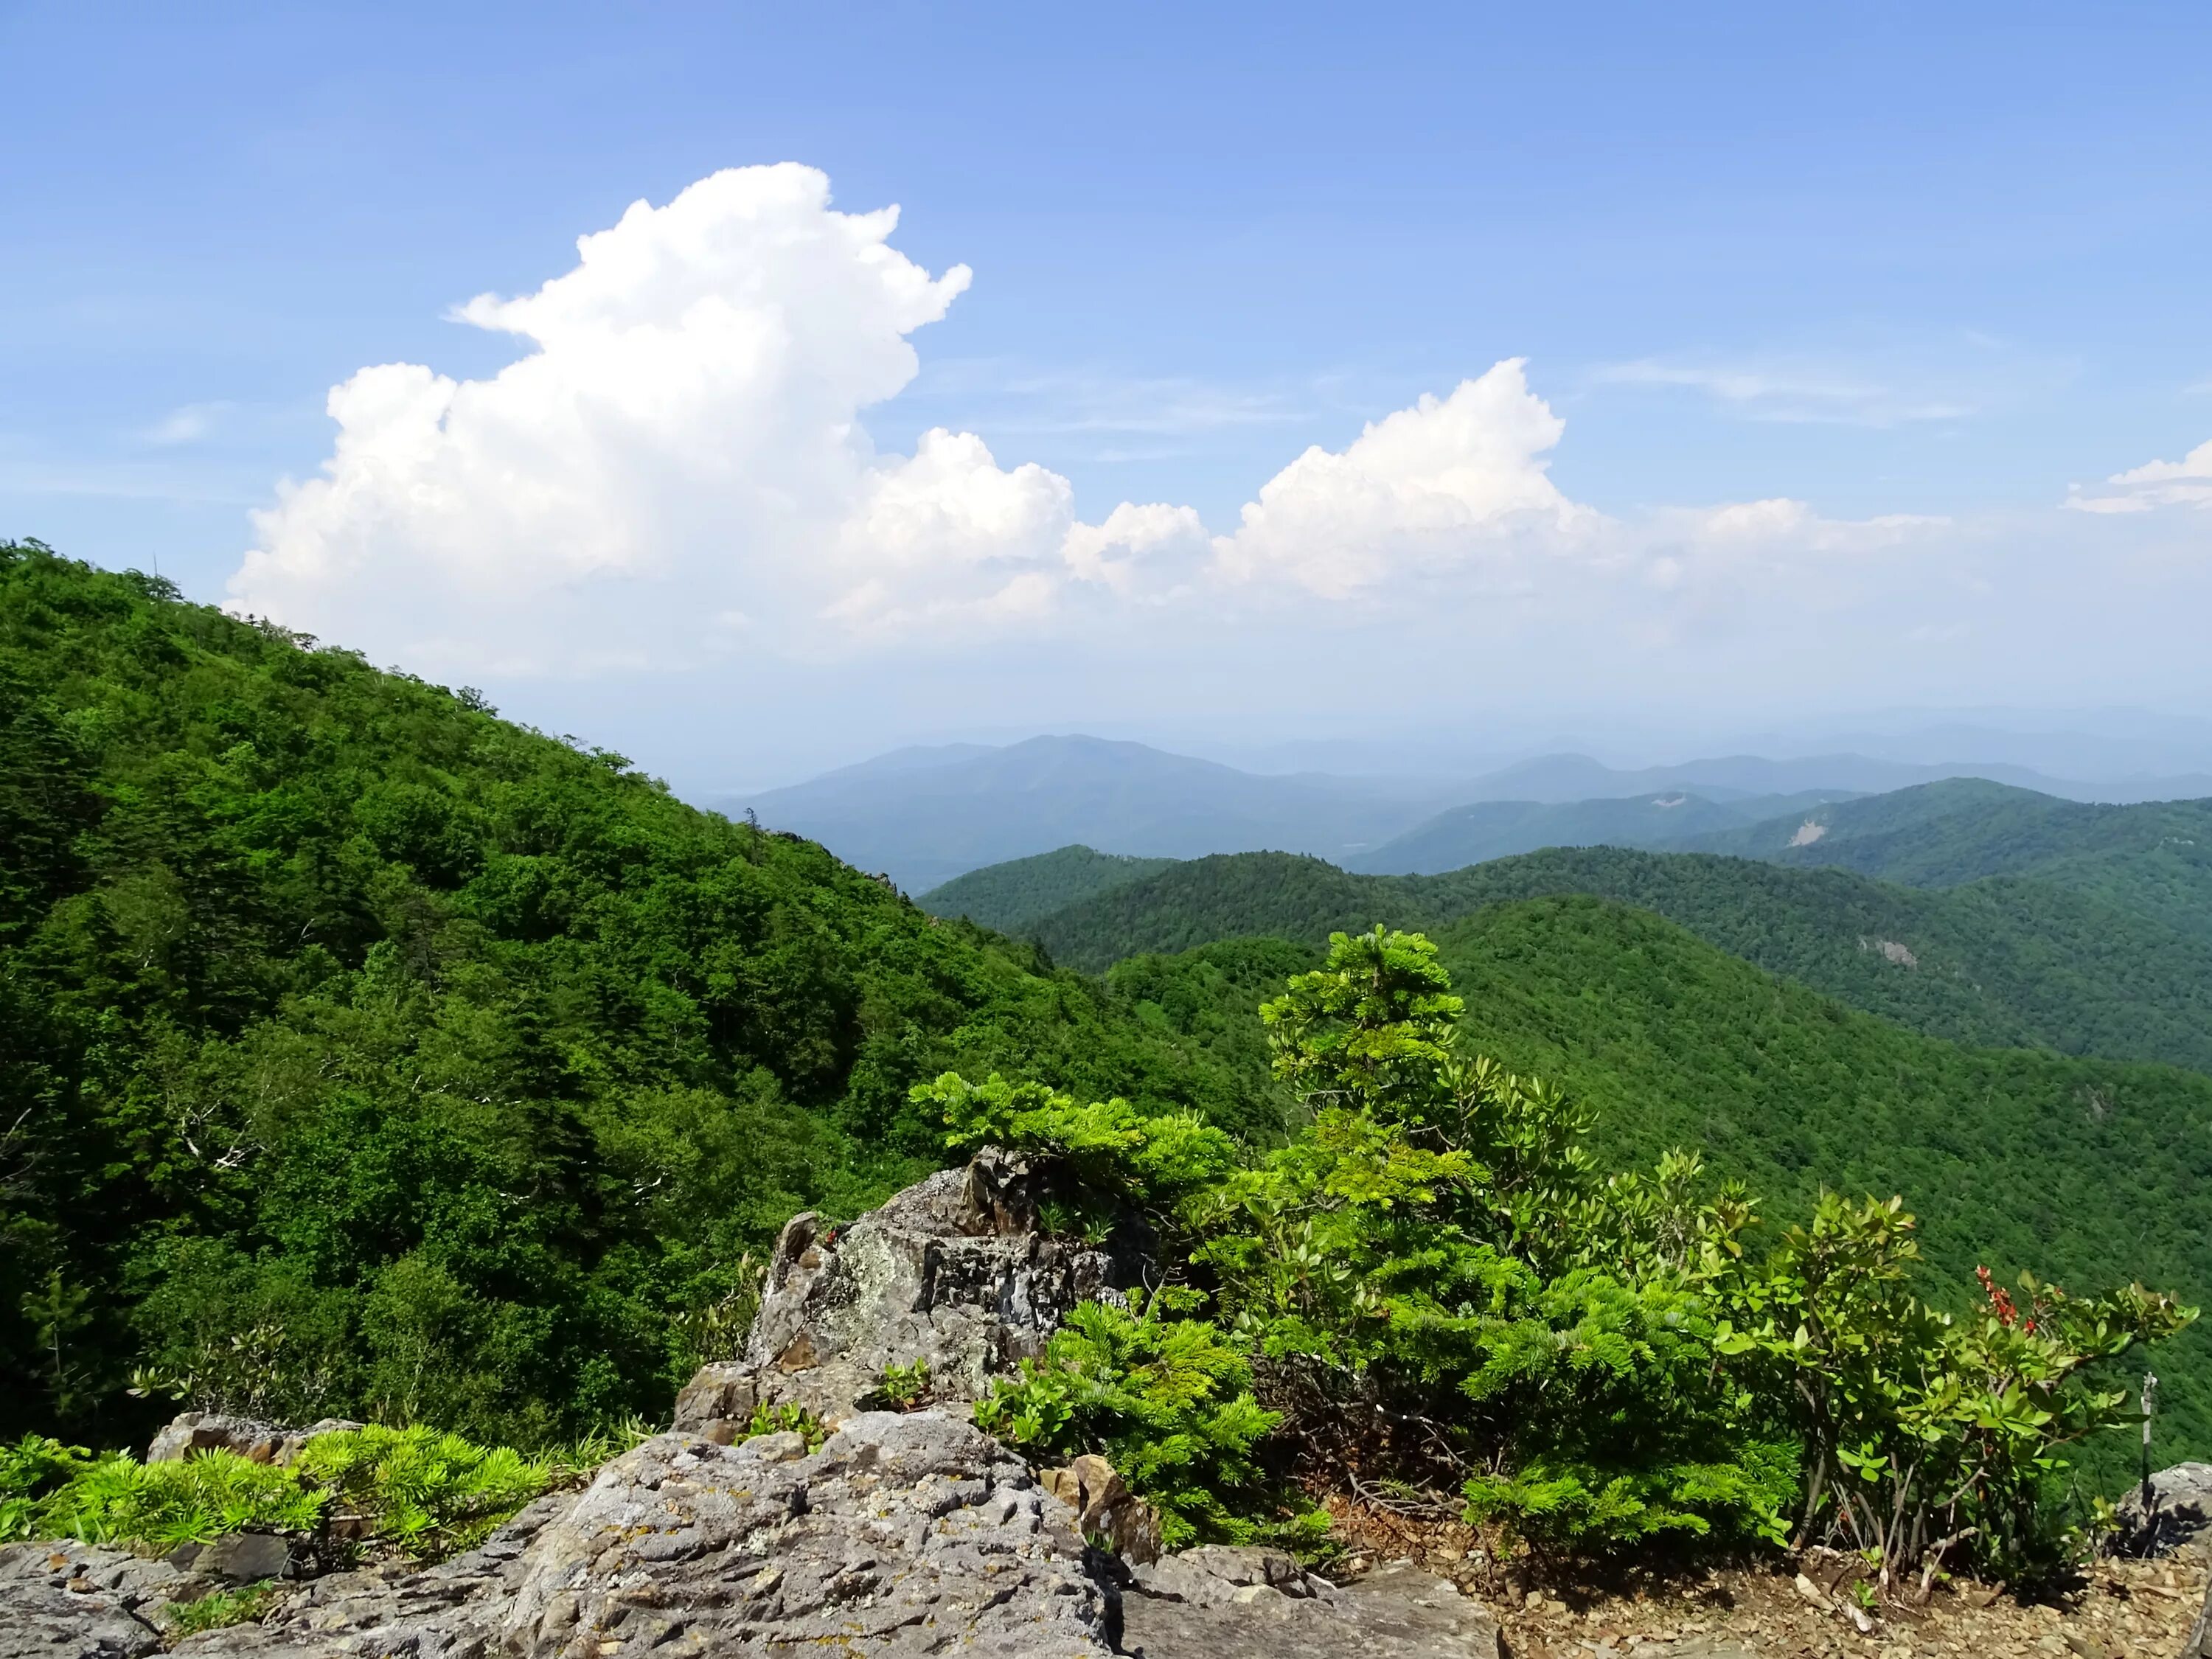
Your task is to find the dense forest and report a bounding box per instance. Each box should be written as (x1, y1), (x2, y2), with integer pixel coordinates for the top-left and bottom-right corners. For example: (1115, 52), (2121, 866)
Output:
(985, 846), (2212, 1074)
(920, 845), (1175, 936)
(1694, 779), (2212, 942)
(6, 539), (2208, 1495)
(0, 543), (1279, 1449)
(1102, 905), (2212, 1472)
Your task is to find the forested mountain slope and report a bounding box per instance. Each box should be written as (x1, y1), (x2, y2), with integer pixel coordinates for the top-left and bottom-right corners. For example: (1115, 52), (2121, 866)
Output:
(919, 844), (1175, 933)
(1107, 900), (2212, 1466)
(1697, 779), (2212, 940)
(1342, 788), (1857, 874)
(1024, 846), (2212, 1074)
(0, 544), (1276, 1448)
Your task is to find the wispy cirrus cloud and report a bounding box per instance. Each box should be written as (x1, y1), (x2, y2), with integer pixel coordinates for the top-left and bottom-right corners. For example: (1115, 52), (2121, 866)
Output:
(139, 400), (236, 446)
(1591, 358), (1974, 426)
(908, 363), (1306, 438)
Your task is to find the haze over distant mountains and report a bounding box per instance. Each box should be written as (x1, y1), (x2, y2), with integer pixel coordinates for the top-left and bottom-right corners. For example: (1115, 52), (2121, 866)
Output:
(704, 733), (2212, 890)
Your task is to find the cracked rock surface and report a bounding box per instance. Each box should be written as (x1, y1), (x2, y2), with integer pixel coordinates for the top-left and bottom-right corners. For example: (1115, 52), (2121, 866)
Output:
(0, 1540), (192, 1659)
(1120, 1546), (1500, 1659)
(143, 1412), (1110, 1658)
(675, 1150), (1133, 1430)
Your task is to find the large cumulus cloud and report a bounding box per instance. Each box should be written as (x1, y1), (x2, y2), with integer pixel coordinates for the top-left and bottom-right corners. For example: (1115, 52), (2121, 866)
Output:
(235, 161), (2169, 712)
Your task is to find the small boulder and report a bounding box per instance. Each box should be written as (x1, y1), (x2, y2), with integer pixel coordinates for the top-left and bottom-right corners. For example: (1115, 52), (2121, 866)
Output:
(145, 1413), (362, 1467)
(2114, 1462), (2212, 1555)
(675, 1148), (1140, 1433)
(189, 1534), (294, 1584)
(1043, 1453), (1164, 1565)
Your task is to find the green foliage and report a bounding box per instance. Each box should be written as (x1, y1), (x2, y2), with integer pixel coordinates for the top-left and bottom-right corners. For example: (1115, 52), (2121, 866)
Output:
(937, 928), (2190, 1571)
(924, 1072), (1238, 1210)
(994, 871), (2212, 1478)
(291, 1425), (557, 1555)
(919, 845), (1175, 935)
(1716, 1193), (2191, 1582)
(1695, 779), (2212, 948)
(32, 1450), (327, 1551)
(0, 1434), (93, 1541)
(740, 1402), (828, 1452)
(864, 1358), (933, 1411)
(12, 1422), (566, 1562)
(1026, 844), (2212, 1079)
(162, 1583), (285, 1637)
(974, 1292), (1295, 1549)
(0, 542), (1273, 1445)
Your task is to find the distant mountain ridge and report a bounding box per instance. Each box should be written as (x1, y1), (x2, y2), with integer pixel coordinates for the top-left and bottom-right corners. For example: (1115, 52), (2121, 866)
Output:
(924, 775), (2212, 1076)
(712, 734), (2178, 889)
(1344, 787), (1860, 874)
(1689, 779), (2212, 943)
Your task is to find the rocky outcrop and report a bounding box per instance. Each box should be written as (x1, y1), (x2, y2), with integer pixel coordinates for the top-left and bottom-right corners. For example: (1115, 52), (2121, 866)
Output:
(9, 1156), (1504, 1658)
(160, 1412), (1109, 1658)
(1120, 1546), (1500, 1659)
(675, 1148), (1135, 1433)
(2115, 1461), (2212, 1555)
(0, 1540), (192, 1659)
(146, 1412), (363, 1467)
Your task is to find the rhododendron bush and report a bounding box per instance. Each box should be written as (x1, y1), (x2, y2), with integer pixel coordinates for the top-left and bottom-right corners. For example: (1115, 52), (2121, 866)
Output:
(922, 927), (2192, 1582)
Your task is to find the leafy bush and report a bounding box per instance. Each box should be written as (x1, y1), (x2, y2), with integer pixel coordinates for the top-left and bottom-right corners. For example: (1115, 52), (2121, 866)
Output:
(12, 1422), (569, 1561)
(291, 1425), (557, 1555)
(863, 1359), (933, 1411)
(32, 1450), (327, 1551)
(0, 1434), (94, 1541)
(924, 925), (2192, 1576)
(740, 1402), (828, 1452)
(974, 1290), (1305, 1550)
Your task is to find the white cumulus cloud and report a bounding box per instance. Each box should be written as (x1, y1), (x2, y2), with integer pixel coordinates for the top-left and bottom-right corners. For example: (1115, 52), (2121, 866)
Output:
(224, 162), (2039, 697)
(232, 164), (1121, 671)
(2065, 438), (2212, 513)
(1212, 361), (1597, 599)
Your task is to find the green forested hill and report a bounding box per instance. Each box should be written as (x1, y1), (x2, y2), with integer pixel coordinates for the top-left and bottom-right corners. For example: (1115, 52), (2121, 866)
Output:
(0, 543), (1276, 1447)
(1106, 900), (2212, 1469)
(1341, 787), (1858, 874)
(1694, 779), (2212, 941)
(1024, 846), (2212, 1074)
(919, 844), (1175, 933)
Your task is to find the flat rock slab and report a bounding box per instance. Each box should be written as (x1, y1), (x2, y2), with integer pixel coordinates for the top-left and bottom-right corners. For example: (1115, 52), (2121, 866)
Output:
(1120, 1548), (1500, 1659)
(162, 1413), (1110, 1658)
(0, 1540), (193, 1659)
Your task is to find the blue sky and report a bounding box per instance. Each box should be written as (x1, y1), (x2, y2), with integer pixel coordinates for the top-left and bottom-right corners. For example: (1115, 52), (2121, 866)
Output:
(5, 1), (2210, 786)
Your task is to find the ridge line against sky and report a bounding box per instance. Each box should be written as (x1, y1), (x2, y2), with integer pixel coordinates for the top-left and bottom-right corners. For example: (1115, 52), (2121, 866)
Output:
(4, 1), (2208, 787)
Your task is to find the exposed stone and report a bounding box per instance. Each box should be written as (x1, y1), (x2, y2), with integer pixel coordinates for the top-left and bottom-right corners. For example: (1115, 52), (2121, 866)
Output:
(0, 1539), (193, 1659)
(2115, 1461), (2212, 1555)
(674, 1147), (1137, 1433)
(1121, 1548), (1500, 1658)
(165, 1492), (572, 1658)
(165, 1414), (1112, 1657)
(192, 1533), (296, 1583)
(1043, 1454), (1164, 1566)
(145, 1413), (364, 1467)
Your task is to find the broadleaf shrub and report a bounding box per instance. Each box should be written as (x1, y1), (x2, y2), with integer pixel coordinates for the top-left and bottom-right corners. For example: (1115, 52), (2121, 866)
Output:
(924, 925), (2193, 1579)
